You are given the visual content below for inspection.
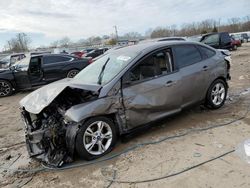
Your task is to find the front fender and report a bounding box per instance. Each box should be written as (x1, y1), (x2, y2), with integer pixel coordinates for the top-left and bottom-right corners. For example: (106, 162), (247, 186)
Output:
(65, 96), (122, 123)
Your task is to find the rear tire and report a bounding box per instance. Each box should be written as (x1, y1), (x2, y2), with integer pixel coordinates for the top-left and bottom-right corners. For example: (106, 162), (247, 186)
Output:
(0, 80), (13, 97)
(76, 117), (117, 160)
(205, 79), (227, 109)
(67, 69), (79, 78)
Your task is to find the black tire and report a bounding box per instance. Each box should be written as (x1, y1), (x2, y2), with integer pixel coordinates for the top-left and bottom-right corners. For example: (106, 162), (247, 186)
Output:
(205, 79), (227, 109)
(76, 116), (117, 160)
(0, 80), (13, 97)
(67, 69), (79, 78)
(233, 45), (237, 51)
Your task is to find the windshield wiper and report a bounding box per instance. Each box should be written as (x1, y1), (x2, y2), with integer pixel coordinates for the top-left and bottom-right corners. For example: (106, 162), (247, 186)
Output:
(97, 57), (110, 85)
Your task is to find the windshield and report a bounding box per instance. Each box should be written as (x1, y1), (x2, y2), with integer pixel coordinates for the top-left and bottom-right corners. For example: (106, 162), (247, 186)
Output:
(74, 51), (138, 85)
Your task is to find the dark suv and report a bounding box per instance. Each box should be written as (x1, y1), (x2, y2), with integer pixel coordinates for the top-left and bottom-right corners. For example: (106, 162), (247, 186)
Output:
(200, 32), (233, 50)
(0, 54), (90, 97)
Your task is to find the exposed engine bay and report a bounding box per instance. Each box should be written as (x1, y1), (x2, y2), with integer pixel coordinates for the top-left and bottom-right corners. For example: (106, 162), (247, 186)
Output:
(22, 87), (99, 167)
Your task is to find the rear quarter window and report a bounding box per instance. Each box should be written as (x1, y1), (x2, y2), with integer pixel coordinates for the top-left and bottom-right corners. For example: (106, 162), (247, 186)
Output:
(173, 45), (202, 68)
(197, 45), (216, 59)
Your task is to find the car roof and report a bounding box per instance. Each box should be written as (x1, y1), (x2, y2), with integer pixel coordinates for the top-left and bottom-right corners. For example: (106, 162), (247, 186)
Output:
(110, 41), (202, 54)
(31, 54), (75, 58)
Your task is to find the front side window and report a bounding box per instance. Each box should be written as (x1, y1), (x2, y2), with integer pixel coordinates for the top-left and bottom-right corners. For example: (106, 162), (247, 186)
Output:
(173, 45), (202, 68)
(125, 49), (174, 83)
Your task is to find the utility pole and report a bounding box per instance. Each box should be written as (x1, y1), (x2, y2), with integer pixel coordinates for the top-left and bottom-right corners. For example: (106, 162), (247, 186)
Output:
(114, 25), (118, 43)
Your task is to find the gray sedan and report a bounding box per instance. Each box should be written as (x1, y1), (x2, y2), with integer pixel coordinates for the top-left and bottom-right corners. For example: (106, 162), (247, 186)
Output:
(20, 41), (231, 166)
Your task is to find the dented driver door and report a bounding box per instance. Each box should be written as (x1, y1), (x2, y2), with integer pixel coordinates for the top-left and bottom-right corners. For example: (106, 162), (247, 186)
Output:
(122, 71), (182, 129)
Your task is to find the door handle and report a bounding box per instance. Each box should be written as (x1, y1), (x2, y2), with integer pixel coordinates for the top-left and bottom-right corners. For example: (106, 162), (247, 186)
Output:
(165, 80), (175, 87)
(203, 65), (208, 71)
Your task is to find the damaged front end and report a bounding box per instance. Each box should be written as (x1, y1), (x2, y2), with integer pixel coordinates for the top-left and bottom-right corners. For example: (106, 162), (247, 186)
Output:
(20, 82), (100, 167)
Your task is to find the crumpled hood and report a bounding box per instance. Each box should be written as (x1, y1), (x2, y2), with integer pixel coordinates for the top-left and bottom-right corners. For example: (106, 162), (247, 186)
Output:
(20, 78), (102, 114)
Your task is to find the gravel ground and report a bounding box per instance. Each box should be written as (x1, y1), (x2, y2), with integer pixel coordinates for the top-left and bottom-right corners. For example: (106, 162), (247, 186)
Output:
(0, 43), (250, 188)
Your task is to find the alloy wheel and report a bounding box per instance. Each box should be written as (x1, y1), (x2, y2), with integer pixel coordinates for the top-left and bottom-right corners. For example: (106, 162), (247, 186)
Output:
(0, 81), (11, 96)
(83, 121), (113, 155)
(67, 70), (79, 78)
(211, 83), (226, 106)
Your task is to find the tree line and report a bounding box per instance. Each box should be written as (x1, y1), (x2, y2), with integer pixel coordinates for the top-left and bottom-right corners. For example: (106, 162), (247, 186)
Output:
(150, 16), (250, 38)
(3, 33), (31, 53)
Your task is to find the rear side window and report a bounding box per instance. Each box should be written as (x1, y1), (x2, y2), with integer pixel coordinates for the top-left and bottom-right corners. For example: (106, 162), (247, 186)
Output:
(221, 33), (231, 43)
(43, 56), (72, 64)
(198, 45), (216, 59)
(173, 45), (202, 68)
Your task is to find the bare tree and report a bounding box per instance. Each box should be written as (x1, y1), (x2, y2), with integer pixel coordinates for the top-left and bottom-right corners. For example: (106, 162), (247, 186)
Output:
(123, 32), (142, 40)
(59, 37), (71, 47)
(4, 33), (31, 52)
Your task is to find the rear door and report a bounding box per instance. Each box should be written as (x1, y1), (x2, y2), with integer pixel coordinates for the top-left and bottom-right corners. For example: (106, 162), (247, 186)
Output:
(220, 32), (232, 49)
(42, 55), (73, 82)
(122, 48), (182, 129)
(172, 44), (209, 108)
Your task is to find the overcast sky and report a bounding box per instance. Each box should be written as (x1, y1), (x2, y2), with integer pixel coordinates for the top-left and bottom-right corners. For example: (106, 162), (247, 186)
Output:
(0, 0), (249, 49)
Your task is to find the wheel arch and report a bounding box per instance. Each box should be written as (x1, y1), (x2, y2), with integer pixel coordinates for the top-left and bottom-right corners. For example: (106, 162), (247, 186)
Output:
(79, 113), (122, 136)
(65, 112), (123, 158)
(0, 77), (16, 89)
(65, 68), (80, 77)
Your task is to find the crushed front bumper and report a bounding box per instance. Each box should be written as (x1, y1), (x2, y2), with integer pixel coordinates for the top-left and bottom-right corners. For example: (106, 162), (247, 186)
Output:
(21, 110), (70, 167)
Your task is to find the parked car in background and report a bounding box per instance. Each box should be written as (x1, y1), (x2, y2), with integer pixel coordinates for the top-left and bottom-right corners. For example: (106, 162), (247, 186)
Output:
(241, 33), (249, 42)
(231, 34), (244, 43)
(85, 48), (109, 59)
(83, 48), (96, 54)
(156, 37), (186, 41)
(20, 41), (231, 166)
(140, 37), (186, 44)
(70, 51), (85, 58)
(0, 54), (91, 97)
(187, 35), (202, 42)
(231, 37), (241, 50)
(30, 51), (51, 56)
(200, 32), (234, 50)
(0, 53), (26, 69)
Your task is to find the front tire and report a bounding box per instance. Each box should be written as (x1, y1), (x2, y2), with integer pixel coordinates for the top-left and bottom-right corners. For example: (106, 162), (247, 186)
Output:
(76, 117), (117, 160)
(205, 79), (227, 109)
(0, 80), (13, 97)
